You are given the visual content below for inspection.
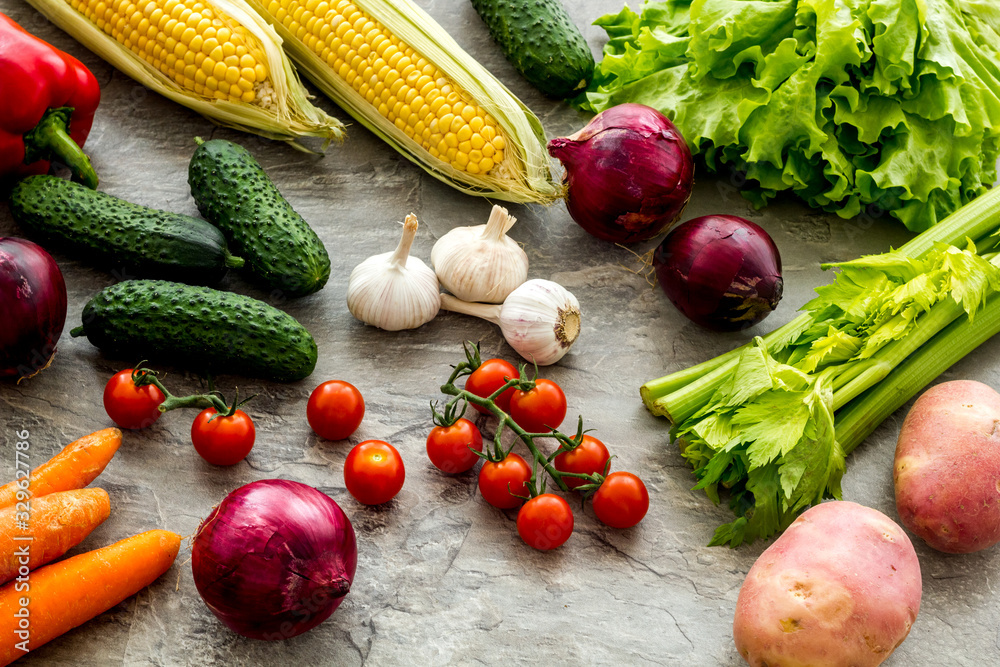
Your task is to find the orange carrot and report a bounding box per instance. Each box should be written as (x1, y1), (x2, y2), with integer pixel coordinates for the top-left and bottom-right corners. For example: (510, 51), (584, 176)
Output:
(0, 489), (112, 585)
(0, 428), (122, 510)
(0, 529), (181, 665)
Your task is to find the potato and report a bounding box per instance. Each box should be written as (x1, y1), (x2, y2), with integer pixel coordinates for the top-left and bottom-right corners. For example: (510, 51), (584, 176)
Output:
(895, 380), (1000, 553)
(733, 501), (921, 667)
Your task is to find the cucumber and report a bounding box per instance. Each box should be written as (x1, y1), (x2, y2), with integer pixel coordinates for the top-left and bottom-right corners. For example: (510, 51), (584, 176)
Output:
(70, 280), (317, 381)
(470, 0), (595, 99)
(9, 175), (244, 285)
(188, 139), (330, 297)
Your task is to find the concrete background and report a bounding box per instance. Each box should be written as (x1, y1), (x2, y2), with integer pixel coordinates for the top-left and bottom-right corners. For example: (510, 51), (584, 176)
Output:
(1, 0), (998, 664)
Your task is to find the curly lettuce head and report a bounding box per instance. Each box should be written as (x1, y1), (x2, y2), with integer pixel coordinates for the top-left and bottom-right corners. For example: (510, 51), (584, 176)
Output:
(576, 0), (1000, 232)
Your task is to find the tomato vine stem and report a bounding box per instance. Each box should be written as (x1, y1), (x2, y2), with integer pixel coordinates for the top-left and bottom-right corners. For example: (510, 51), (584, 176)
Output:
(434, 343), (606, 498)
(130, 364), (249, 417)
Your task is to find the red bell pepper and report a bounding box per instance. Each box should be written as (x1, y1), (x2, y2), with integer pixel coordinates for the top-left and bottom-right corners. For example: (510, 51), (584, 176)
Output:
(0, 13), (100, 188)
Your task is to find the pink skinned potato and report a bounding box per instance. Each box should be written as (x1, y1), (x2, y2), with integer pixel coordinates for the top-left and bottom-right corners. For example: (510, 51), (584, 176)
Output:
(733, 501), (921, 667)
(894, 380), (1000, 553)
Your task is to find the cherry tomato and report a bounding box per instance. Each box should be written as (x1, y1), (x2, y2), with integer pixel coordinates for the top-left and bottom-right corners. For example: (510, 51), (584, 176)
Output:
(191, 408), (256, 466)
(517, 494), (574, 551)
(509, 378), (567, 433)
(307, 380), (365, 440)
(465, 358), (518, 414)
(103, 369), (165, 430)
(426, 418), (483, 473)
(554, 435), (611, 489)
(592, 472), (649, 529)
(478, 453), (532, 509)
(344, 440), (405, 505)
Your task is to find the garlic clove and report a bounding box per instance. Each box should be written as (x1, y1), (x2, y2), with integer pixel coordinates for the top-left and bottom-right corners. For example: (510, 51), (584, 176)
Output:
(439, 279), (581, 366)
(431, 205), (529, 304)
(347, 214), (441, 331)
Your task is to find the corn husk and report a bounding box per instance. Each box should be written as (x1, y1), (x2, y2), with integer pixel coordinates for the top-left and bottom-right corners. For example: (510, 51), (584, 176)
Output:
(244, 0), (560, 203)
(24, 0), (344, 148)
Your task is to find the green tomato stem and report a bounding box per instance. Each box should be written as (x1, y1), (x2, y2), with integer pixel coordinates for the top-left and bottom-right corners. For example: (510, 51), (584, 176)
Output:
(439, 380), (570, 494)
(132, 367), (233, 414)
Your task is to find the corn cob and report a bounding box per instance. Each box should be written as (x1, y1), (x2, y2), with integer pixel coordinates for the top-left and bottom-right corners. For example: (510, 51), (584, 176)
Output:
(24, 0), (345, 146)
(246, 0), (559, 203)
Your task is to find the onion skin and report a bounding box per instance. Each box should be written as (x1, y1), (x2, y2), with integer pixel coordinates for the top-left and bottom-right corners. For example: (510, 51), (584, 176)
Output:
(653, 215), (783, 332)
(547, 103), (694, 243)
(0, 237), (67, 379)
(192, 479), (357, 641)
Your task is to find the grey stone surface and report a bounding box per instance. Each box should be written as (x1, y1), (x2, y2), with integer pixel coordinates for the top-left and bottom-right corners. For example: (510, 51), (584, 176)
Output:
(1, 0), (999, 665)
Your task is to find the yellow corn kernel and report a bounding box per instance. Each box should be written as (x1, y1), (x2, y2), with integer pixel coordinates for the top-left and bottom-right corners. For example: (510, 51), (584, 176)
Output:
(257, 0), (509, 175)
(64, 0), (268, 105)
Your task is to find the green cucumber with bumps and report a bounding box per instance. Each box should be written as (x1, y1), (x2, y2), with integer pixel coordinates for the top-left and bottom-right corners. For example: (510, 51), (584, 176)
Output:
(470, 0), (595, 99)
(9, 175), (244, 285)
(70, 280), (317, 381)
(188, 138), (330, 297)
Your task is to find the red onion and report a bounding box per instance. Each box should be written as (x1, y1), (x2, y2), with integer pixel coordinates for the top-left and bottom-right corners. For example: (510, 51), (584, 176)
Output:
(547, 103), (694, 243)
(192, 479), (357, 640)
(653, 215), (783, 331)
(0, 237), (67, 379)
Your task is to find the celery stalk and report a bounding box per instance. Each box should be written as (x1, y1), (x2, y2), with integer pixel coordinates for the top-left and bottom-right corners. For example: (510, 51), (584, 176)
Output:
(641, 186), (1000, 418)
(646, 186), (1000, 547)
(836, 292), (1000, 454)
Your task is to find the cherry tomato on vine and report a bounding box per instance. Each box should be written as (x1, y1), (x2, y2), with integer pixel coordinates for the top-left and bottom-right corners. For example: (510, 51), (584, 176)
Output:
(478, 453), (532, 509)
(191, 408), (256, 466)
(426, 418), (483, 473)
(103, 369), (165, 430)
(509, 378), (567, 433)
(517, 494), (574, 551)
(465, 358), (518, 413)
(554, 435), (611, 489)
(592, 472), (649, 529)
(344, 440), (405, 505)
(307, 380), (365, 440)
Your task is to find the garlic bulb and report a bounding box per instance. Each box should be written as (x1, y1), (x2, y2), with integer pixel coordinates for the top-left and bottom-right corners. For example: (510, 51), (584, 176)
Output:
(347, 214), (441, 331)
(431, 205), (529, 303)
(440, 279), (581, 365)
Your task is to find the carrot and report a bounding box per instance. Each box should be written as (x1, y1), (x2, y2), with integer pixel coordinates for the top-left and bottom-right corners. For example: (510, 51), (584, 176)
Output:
(0, 428), (122, 510)
(0, 529), (181, 665)
(0, 489), (112, 585)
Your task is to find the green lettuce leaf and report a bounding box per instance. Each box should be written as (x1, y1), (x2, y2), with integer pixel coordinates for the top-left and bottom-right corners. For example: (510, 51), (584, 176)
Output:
(576, 0), (1000, 231)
